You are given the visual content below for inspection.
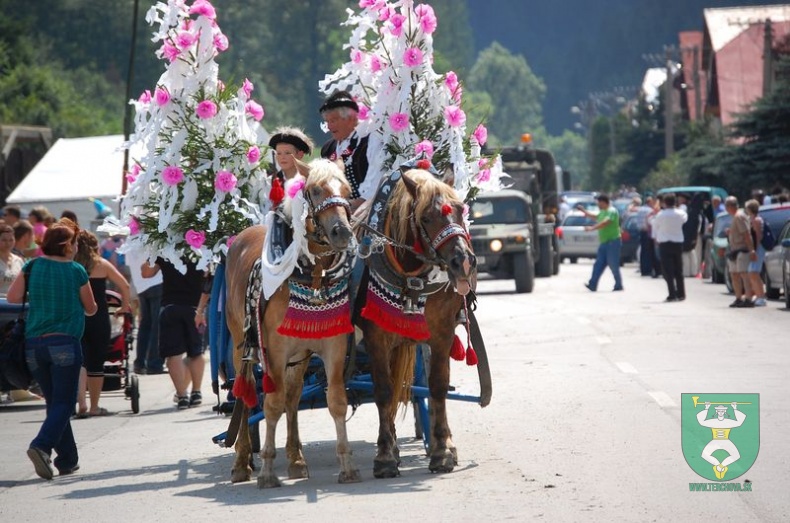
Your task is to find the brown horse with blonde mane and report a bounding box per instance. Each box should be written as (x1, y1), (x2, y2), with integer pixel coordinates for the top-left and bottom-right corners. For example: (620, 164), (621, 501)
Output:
(355, 167), (477, 478)
(224, 158), (360, 487)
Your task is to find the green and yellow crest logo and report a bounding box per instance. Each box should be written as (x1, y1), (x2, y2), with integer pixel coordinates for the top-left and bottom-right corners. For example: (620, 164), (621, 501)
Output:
(681, 393), (759, 481)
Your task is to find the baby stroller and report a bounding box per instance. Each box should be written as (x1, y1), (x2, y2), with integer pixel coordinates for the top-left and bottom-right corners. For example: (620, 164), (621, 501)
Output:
(102, 290), (140, 413)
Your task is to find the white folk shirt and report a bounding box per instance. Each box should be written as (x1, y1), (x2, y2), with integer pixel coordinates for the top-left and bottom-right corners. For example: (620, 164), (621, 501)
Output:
(652, 207), (688, 243)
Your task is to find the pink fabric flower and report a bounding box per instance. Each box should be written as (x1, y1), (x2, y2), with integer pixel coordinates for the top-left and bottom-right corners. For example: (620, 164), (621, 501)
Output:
(404, 47), (423, 68)
(420, 14), (437, 34)
(176, 31), (197, 49)
(445, 71), (459, 93)
(242, 78), (254, 99)
(138, 90), (152, 104)
(358, 104), (370, 121)
(453, 85), (463, 103)
(286, 177), (306, 199)
(215, 170), (238, 192)
(444, 106), (466, 127)
(389, 112), (409, 133)
(226, 235), (237, 248)
(196, 100), (218, 119)
(415, 4), (435, 19)
(128, 217), (140, 236)
(154, 87), (170, 106)
(358, 0), (376, 8)
(214, 32), (229, 52)
(473, 124), (488, 146)
(371, 55), (383, 72)
(162, 42), (180, 62)
(390, 13), (405, 36)
(161, 166), (184, 185)
(190, 0), (216, 19)
(245, 100), (264, 121)
(126, 164), (141, 183)
(247, 145), (261, 164)
(378, 6), (393, 21)
(185, 229), (206, 249)
(478, 158), (488, 169)
(351, 49), (364, 64)
(476, 169), (491, 183)
(415, 140), (434, 159)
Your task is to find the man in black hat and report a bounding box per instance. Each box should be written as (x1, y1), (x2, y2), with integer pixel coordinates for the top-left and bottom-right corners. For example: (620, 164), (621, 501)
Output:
(319, 90), (368, 211)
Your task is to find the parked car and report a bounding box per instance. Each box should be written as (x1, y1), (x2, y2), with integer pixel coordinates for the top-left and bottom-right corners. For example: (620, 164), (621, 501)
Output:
(707, 211), (732, 285)
(557, 210), (598, 263)
(781, 228), (790, 309)
(759, 203), (790, 299)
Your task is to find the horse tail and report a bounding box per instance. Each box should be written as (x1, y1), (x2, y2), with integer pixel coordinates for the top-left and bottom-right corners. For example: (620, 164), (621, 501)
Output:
(389, 342), (416, 417)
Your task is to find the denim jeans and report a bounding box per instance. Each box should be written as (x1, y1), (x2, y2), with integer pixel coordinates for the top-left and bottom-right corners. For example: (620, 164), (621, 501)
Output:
(134, 284), (163, 371)
(588, 238), (623, 290)
(25, 334), (83, 471)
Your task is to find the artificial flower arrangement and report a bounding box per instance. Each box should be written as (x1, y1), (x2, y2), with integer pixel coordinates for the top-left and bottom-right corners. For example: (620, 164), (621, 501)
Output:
(120, 0), (270, 273)
(318, 0), (507, 204)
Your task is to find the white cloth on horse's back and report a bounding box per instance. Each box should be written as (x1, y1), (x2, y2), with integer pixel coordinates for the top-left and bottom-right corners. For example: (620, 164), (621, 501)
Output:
(260, 191), (313, 299)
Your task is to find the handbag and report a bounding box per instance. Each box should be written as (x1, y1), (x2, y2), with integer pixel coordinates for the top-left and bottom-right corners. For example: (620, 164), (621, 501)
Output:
(0, 262), (34, 391)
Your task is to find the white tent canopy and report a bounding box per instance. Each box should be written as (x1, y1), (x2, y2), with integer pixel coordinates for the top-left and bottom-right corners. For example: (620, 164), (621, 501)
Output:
(5, 134), (135, 231)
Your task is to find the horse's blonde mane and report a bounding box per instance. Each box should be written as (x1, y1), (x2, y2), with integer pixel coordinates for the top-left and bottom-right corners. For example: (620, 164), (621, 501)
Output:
(390, 169), (461, 242)
(305, 158), (351, 194)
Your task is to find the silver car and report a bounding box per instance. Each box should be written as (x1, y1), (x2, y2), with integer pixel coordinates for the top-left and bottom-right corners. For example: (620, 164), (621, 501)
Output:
(760, 204), (790, 300)
(558, 210), (598, 263)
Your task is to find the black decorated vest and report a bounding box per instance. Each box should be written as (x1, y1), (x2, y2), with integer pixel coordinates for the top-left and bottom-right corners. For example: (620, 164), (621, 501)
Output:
(320, 135), (369, 199)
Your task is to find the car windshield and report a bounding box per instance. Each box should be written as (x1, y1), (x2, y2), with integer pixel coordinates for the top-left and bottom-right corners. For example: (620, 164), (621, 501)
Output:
(470, 198), (527, 224)
(713, 214), (732, 237)
(562, 215), (596, 227)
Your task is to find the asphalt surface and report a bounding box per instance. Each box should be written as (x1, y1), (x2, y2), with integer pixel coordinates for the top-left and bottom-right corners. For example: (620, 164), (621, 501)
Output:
(1, 261), (788, 522)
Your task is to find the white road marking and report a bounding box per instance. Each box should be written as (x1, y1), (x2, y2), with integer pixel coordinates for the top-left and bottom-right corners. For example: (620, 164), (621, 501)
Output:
(615, 361), (638, 374)
(648, 391), (677, 408)
(596, 335), (611, 345)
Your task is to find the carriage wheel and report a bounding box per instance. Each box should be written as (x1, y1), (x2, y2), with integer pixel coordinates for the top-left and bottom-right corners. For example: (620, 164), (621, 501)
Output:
(468, 311), (492, 408)
(413, 344), (431, 454)
(129, 374), (140, 414)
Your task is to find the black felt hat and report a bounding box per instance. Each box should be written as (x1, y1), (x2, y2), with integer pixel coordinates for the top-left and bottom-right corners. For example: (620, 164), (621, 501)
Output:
(319, 90), (359, 114)
(268, 127), (313, 154)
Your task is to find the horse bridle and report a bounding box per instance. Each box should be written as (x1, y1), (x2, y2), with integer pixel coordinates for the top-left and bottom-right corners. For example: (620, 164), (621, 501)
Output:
(302, 186), (352, 248)
(409, 198), (470, 270)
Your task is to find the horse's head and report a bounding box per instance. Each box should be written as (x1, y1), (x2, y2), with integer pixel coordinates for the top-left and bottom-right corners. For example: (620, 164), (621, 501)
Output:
(394, 169), (477, 296)
(298, 159), (354, 252)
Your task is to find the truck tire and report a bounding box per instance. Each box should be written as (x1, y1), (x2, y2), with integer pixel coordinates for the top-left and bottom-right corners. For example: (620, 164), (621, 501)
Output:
(537, 235), (553, 277)
(514, 251), (535, 293)
(552, 235), (560, 275)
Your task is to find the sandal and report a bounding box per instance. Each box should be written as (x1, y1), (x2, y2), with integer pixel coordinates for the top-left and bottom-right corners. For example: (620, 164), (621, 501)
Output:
(74, 409), (89, 420)
(88, 407), (115, 417)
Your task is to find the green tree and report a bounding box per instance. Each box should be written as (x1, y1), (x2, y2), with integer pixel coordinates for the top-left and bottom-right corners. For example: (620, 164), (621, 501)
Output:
(541, 130), (589, 190)
(467, 42), (545, 145)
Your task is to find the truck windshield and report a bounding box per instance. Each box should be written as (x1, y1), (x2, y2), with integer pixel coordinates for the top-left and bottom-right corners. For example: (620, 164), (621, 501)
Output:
(470, 198), (527, 224)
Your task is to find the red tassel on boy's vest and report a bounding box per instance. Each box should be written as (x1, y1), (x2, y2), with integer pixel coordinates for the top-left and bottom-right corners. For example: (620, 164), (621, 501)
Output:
(269, 177), (285, 206)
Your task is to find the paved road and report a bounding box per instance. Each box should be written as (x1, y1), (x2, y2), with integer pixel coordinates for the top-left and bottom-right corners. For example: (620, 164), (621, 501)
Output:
(1, 261), (788, 522)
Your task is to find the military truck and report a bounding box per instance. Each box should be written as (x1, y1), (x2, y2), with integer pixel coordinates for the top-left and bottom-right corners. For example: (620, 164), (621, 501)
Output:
(469, 190), (536, 293)
(479, 135), (561, 281)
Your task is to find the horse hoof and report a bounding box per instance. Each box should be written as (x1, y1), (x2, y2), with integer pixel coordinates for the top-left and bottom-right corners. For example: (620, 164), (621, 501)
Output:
(450, 447), (458, 466)
(288, 462), (309, 480)
(373, 460), (400, 479)
(429, 450), (455, 473)
(231, 467), (252, 483)
(257, 474), (282, 489)
(338, 469), (362, 484)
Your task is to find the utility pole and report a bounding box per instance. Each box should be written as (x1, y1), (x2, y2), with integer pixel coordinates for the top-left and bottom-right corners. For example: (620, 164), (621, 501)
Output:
(763, 18), (774, 96)
(664, 46), (674, 158)
(691, 45), (701, 121)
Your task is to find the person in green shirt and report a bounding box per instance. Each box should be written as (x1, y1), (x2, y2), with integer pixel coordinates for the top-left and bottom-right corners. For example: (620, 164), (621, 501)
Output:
(577, 194), (624, 291)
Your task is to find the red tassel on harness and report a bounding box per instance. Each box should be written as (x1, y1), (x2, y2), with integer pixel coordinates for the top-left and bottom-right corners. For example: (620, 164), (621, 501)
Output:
(465, 344), (478, 366)
(269, 177), (285, 206)
(450, 335), (466, 361)
(262, 373), (276, 393)
(232, 375), (258, 408)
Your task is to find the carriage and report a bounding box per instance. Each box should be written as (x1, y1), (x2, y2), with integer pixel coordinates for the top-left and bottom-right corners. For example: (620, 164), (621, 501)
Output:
(207, 159), (492, 486)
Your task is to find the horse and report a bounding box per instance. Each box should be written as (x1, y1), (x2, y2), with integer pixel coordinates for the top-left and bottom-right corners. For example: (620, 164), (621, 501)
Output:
(354, 167), (477, 478)
(224, 158), (360, 487)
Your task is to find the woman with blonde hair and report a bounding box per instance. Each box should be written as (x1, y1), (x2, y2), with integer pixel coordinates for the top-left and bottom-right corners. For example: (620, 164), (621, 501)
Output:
(6, 218), (97, 479)
(73, 230), (132, 417)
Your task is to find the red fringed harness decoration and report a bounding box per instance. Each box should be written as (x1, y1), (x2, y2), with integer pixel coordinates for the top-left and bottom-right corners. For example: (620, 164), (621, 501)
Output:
(361, 270), (430, 340)
(277, 278), (354, 339)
